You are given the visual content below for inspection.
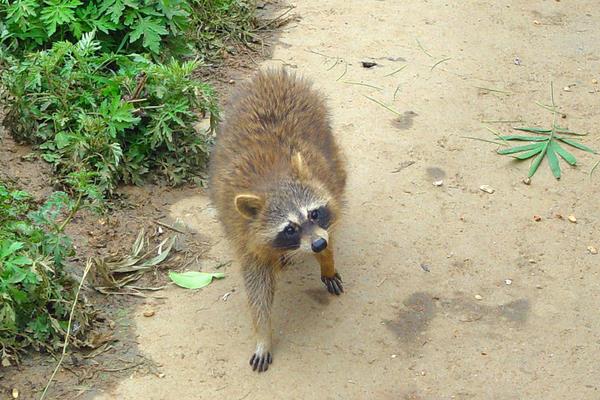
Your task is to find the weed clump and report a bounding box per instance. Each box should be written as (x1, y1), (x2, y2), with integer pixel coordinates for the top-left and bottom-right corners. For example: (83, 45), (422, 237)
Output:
(0, 183), (90, 365)
(2, 33), (219, 198)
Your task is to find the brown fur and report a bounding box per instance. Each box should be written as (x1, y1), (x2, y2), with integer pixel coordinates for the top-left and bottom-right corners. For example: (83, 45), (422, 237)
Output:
(209, 68), (346, 372)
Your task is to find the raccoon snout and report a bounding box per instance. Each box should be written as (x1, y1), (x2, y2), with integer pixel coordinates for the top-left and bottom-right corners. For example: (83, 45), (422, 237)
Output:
(311, 238), (327, 253)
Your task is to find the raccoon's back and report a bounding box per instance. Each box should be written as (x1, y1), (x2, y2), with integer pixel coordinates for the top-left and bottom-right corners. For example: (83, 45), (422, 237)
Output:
(216, 69), (335, 160)
(209, 69), (346, 232)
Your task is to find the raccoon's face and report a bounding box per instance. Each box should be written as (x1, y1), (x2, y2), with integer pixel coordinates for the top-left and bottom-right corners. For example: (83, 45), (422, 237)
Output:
(234, 181), (336, 254)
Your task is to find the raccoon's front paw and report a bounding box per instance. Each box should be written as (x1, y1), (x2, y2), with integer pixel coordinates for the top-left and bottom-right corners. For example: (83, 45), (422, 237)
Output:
(321, 273), (343, 295)
(250, 350), (272, 372)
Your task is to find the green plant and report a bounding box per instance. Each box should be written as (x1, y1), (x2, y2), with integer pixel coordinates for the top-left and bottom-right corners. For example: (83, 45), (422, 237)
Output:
(489, 84), (596, 179)
(0, 0), (192, 55)
(2, 33), (218, 198)
(0, 182), (89, 364)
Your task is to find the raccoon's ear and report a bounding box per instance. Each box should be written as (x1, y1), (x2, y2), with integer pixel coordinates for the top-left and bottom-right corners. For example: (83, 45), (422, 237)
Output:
(234, 194), (264, 219)
(291, 151), (309, 179)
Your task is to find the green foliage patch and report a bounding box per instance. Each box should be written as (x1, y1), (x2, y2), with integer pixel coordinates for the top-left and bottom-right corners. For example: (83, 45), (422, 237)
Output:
(2, 33), (219, 198)
(0, 0), (192, 55)
(0, 183), (89, 364)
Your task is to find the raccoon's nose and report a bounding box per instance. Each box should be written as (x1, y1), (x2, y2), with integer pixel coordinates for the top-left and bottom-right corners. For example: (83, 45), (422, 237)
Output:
(311, 238), (327, 253)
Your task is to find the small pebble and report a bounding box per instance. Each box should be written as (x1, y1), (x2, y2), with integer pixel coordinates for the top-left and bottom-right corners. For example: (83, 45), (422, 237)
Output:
(587, 246), (598, 255)
(528, 259), (536, 264)
(479, 185), (495, 194)
(228, 79), (235, 84)
(533, 20), (541, 25)
(592, 79), (598, 84)
(505, 279), (512, 285)
(533, 215), (542, 222)
(391, 354), (397, 359)
(536, 285), (543, 289)
(433, 180), (443, 187)
(143, 310), (155, 317)
(514, 57), (521, 65)
(563, 86), (571, 92)
(12, 388), (19, 399)
(567, 215), (577, 223)
(474, 294), (483, 300)
(523, 177), (531, 185)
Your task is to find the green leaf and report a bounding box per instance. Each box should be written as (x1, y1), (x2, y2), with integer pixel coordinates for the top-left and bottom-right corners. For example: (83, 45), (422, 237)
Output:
(7, 267), (28, 284)
(498, 135), (549, 142)
(6, 0), (39, 24)
(0, 242), (24, 259)
(528, 143), (547, 178)
(129, 17), (168, 53)
(497, 142), (544, 155)
(11, 255), (33, 266)
(513, 127), (551, 134)
(546, 144), (561, 179)
(40, 0), (83, 36)
(169, 271), (225, 289)
(555, 127), (587, 136)
(552, 142), (577, 166)
(55, 132), (71, 149)
(513, 147), (543, 160)
(558, 137), (596, 154)
(99, 0), (125, 23)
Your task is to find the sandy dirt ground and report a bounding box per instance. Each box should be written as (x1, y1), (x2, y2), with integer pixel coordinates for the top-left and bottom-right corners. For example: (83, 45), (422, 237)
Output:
(94, 1), (600, 399)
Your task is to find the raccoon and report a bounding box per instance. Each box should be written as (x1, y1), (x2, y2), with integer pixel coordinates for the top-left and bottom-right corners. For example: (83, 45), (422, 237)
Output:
(208, 68), (347, 372)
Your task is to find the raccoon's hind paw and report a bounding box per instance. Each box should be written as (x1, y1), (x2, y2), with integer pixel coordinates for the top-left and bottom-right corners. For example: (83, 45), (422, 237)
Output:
(250, 351), (272, 372)
(321, 273), (344, 295)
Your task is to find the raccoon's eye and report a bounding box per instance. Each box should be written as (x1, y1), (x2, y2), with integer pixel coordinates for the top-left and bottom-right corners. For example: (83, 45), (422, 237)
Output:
(284, 225), (296, 236)
(309, 209), (319, 220)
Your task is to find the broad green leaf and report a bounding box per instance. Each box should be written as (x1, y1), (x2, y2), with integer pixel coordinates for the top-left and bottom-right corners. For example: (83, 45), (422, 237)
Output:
(169, 271), (225, 289)
(1, 242), (24, 259)
(55, 132), (71, 149)
(558, 137), (596, 154)
(528, 143), (547, 178)
(513, 147), (543, 160)
(513, 127), (551, 134)
(497, 142), (544, 155)
(10, 255), (33, 266)
(499, 135), (548, 142)
(546, 145), (561, 179)
(7, 267), (27, 284)
(552, 142), (576, 166)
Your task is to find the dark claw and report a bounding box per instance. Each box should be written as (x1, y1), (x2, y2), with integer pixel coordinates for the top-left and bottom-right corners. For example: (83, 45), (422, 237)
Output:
(321, 273), (344, 295)
(249, 351), (272, 372)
